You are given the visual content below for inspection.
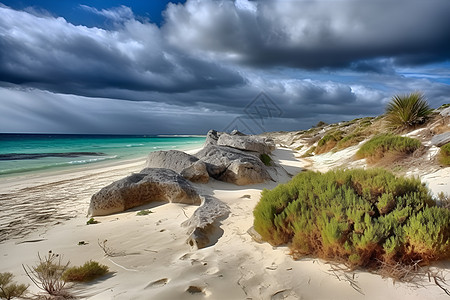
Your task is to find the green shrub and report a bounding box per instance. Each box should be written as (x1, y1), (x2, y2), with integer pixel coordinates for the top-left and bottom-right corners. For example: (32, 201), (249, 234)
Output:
(86, 218), (99, 225)
(0, 273), (28, 300)
(336, 134), (364, 150)
(136, 209), (153, 216)
(385, 92), (432, 130)
(259, 153), (272, 166)
(253, 169), (448, 270)
(301, 146), (316, 158)
(62, 261), (109, 282)
(316, 131), (343, 154)
(356, 134), (421, 163)
(439, 143), (450, 166)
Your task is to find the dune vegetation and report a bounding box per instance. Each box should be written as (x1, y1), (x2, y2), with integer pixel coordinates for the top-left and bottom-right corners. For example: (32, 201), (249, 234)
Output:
(253, 169), (449, 271)
(385, 92), (433, 130)
(355, 134), (421, 164)
(439, 143), (450, 166)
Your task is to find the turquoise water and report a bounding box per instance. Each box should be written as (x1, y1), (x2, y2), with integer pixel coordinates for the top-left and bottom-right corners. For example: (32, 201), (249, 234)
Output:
(0, 134), (205, 177)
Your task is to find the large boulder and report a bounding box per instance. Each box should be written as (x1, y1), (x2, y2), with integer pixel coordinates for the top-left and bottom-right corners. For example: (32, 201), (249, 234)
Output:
(89, 168), (201, 216)
(217, 133), (275, 154)
(196, 145), (271, 185)
(182, 195), (230, 249)
(146, 150), (209, 183)
(431, 132), (450, 147)
(204, 129), (222, 146)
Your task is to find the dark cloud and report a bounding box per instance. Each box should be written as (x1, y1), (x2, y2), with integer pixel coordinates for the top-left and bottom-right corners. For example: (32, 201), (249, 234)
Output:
(164, 0), (450, 70)
(0, 5), (244, 96)
(0, 0), (449, 134)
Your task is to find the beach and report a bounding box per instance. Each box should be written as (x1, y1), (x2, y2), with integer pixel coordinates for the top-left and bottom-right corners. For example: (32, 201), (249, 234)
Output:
(0, 145), (449, 300)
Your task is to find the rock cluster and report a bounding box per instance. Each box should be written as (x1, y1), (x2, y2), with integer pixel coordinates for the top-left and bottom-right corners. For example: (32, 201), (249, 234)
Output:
(89, 130), (275, 248)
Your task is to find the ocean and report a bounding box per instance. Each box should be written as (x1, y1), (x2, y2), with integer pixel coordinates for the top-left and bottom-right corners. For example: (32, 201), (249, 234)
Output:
(0, 134), (206, 177)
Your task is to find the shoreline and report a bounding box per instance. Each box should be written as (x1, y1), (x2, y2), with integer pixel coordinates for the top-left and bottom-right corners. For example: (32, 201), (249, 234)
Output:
(0, 146), (449, 299)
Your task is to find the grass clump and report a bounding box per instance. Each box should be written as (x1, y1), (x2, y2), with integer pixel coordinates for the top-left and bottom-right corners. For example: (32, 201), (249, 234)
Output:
(336, 134), (364, 150)
(253, 169), (449, 271)
(355, 134), (421, 163)
(301, 146), (316, 158)
(62, 261), (109, 282)
(438, 143), (450, 166)
(385, 92), (432, 130)
(259, 153), (272, 166)
(136, 209), (153, 216)
(0, 273), (28, 300)
(23, 251), (71, 298)
(86, 218), (99, 225)
(315, 131), (343, 154)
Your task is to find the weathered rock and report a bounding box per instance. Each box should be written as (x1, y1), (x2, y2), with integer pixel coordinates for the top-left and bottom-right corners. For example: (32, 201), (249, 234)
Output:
(217, 133), (275, 154)
(196, 145), (271, 185)
(146, 150), (209, 183)
(431, 132), (450, 147)
(230, 129), (246, 136)
(89, 168), (201, 216)
(182, 195), (230, 249)
(180, 161), (209, 183)
(146, 150), (197, 172)
(204, 129), (222, 146)
(440, 107), (450, 117)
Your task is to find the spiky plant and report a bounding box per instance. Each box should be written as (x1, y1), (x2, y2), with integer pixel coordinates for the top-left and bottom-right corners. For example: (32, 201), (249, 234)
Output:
(385, 92), (432, 130)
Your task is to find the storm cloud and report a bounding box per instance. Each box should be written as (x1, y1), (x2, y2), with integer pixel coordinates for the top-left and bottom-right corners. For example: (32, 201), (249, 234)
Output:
(0, 0), (449, 134)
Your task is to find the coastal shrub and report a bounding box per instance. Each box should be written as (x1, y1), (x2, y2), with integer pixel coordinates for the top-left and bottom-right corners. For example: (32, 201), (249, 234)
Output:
(259, 153), (272, 166)
(301, 146), (316, 158)
(315, 131), (343, 154)
(62, 261), (109, 282)
(253, 169), (449, 270)
(335, 134), (364, 150)
(385, 92), (432, 130)
(355, 134), (421, 163)
(438, 142), (450, 166)
(86, 218), (98, 225)
(23, 251), (70, 297)
(136, 209), (153, 216)
(0, 272), (28, 300)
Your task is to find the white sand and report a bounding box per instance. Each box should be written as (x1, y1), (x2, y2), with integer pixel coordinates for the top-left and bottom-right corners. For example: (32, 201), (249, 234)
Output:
(0, 147), (449, 299)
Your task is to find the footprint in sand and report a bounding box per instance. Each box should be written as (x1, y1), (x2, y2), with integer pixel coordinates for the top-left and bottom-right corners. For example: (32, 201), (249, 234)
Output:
(271, 289), (300, 300)
(145, 278), (169, 289)
(186, 285), (206, 295)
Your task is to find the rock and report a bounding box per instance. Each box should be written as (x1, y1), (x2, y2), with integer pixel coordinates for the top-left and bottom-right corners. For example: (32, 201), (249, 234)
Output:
(431, 132), (450, 147)
(204, 129), (222, 146)
(180, 161), (209, 183)
(196, 145), (271, 185)
(146, 150), (209, 183)
(146, 150), (197, 172)
(440, 107), (450, 117)
(217, 133), (275, 154)
(182, 195), (230, 249)
(230, 129), (246, 136)
(89, 168), (201, 216)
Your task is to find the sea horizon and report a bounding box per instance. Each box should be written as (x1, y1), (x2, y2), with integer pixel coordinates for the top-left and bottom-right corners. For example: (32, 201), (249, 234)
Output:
(0, 133), (206, 177)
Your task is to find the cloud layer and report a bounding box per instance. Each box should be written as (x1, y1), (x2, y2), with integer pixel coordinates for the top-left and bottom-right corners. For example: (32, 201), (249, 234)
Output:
(0, 0), (449, 134)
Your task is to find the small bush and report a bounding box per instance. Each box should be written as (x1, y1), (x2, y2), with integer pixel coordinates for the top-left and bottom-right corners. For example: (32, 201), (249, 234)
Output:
(315, 131), (343, 154)
(62, 261), (109, 282)
(439, 143), (450, 166)
(259, 153), (272, 166)
(301, 146), (316, 158)
(355, 134), (421, 163)
(253, 169), (448, 271)
(86, 218), (98, 225)
(136, 209), (153, 216)
(0, 272), (28, 300)
(336, 134), (364, 150)
(385, 92), (432, 130)
(23, 251), (70, 297)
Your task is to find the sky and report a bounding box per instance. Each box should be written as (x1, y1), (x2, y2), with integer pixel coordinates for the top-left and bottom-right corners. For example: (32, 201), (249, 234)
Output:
(0, 0), (449, 135)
